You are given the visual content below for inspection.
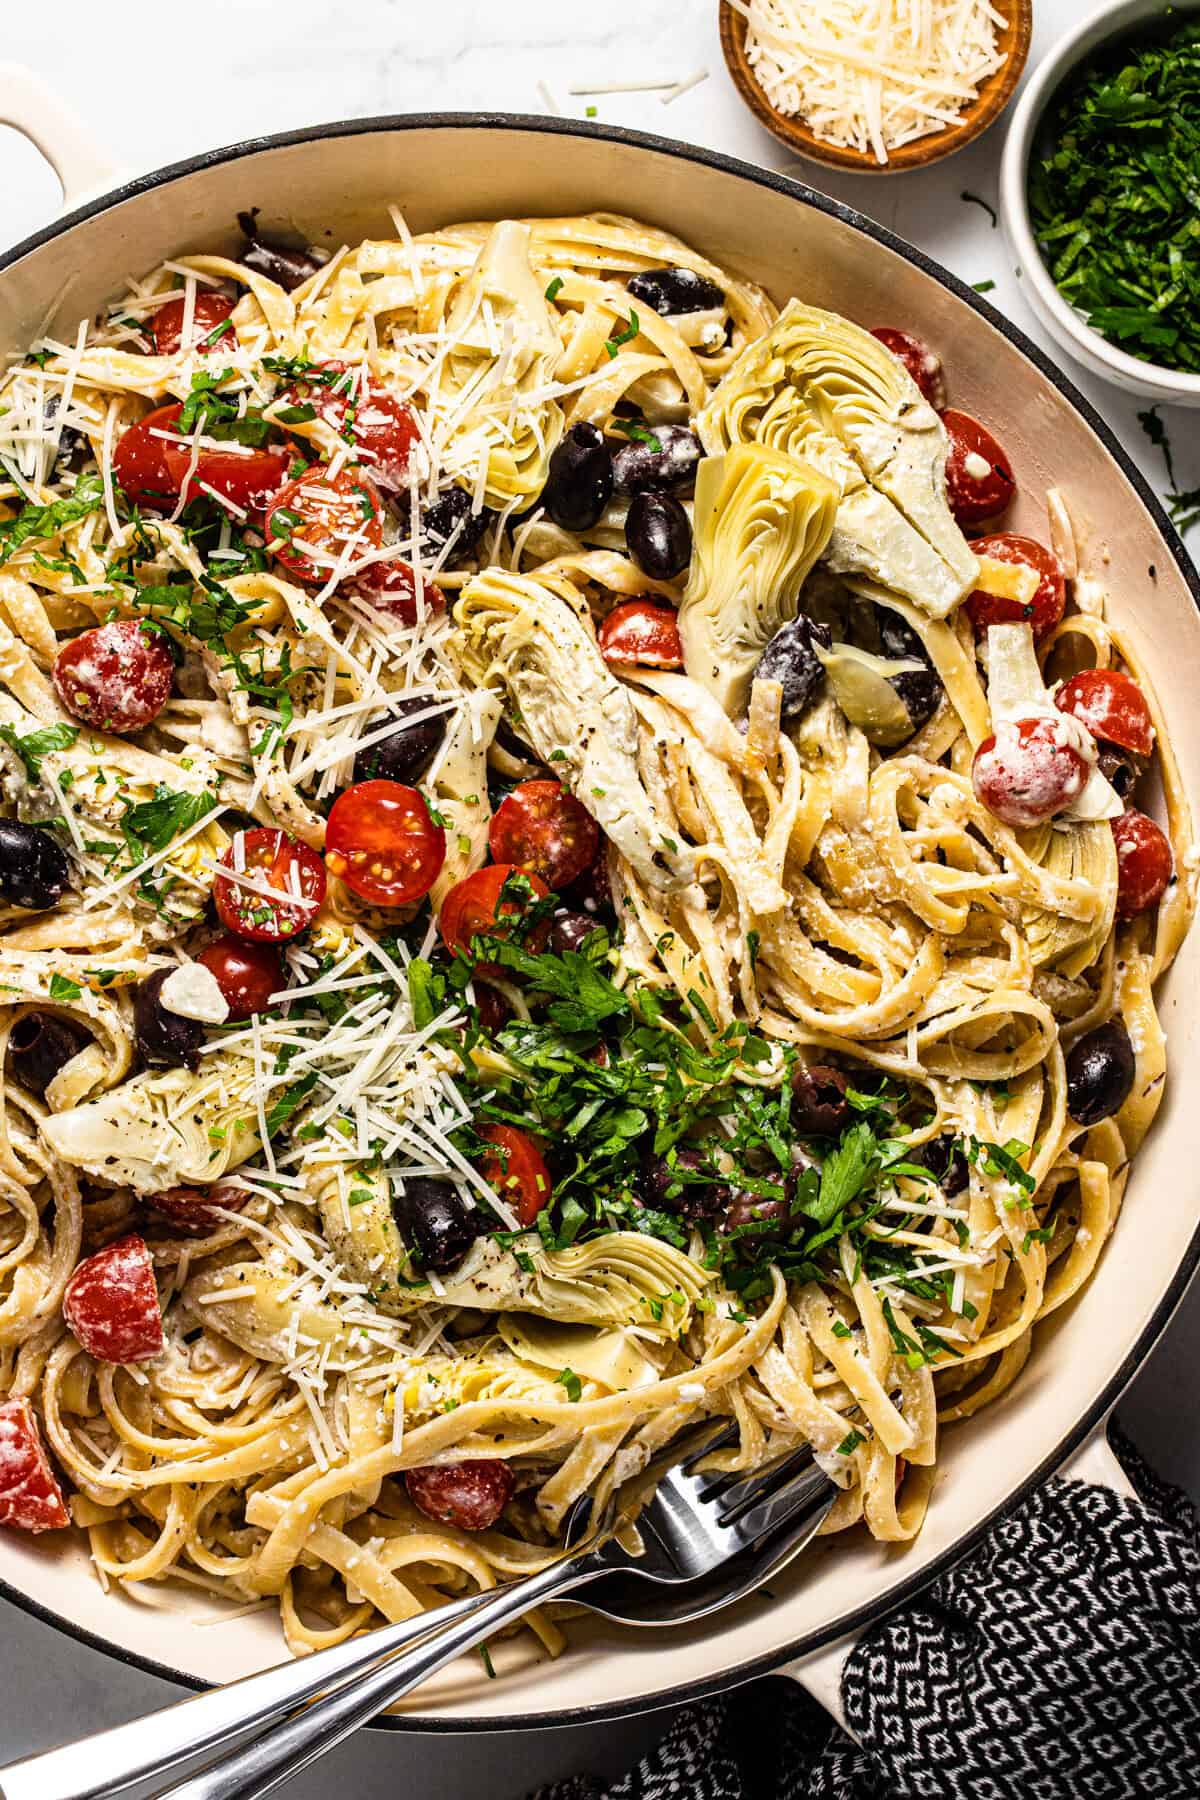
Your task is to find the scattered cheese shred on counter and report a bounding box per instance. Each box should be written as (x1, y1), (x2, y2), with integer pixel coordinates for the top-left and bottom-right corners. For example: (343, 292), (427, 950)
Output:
(731, 0), (1008, 165)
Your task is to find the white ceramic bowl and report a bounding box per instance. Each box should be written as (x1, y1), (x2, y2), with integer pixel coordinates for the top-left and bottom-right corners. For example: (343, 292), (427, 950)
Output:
(1000, 0), (1200, 405)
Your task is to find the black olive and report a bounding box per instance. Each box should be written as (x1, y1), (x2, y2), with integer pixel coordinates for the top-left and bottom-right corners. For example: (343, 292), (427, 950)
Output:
(550, 909), (601, 956)
(610, 425), (702, 496)
(0, 821), (71, 912)
(919, 1132), (969, 1198)
(418, 488), (495, 562)
(792, 1064), (851, 1137)
(134, 970), (204, 1072)
(353, 696), (446, 784)
(639, 1144), (728, 1221)
(236, 211), (322, 292)
(753, 617), (832, 720)
(1065, 1020), (1136, 1126)
(723, 1185), (793, 1256)
(43, 396), (89, 474)
(393, 1177), (482, 1273)
(494, 717), (543, 767)
(875, 605), (943, 737)
(627, 267), (725, 316)
(541, 423), (613, 532)
(8, 1012), (85, 1094)
(1099, 748), (1140, 801)
(626, 491), (691, 581)
(891, 667), (943, 735)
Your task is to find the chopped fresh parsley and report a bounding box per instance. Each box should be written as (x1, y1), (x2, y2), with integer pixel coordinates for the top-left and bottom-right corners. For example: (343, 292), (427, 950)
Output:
(0, 721), (79, 781)
(555, 1367), (582, 1402)
(121, 785), (217, 858)
(48, 974), (82, 1002)
(0, 475), (105, 560)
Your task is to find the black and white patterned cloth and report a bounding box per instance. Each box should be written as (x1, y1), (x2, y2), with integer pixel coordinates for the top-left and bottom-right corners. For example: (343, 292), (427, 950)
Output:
(535, 1431), (1200, 1800)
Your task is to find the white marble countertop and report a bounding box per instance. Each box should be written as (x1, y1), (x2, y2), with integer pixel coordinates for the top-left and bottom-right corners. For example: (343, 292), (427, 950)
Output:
(0, 2), (1197, 1792)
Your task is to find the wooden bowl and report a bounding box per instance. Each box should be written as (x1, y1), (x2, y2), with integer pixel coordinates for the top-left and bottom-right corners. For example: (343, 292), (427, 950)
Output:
(719, 0), (1032, 173)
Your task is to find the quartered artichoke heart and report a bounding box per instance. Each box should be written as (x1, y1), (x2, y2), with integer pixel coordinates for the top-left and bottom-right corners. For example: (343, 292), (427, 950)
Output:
(697, 300), (978, 617)
(425, 689), (503, 909)
(678, 443), (838, 718)
(437, 220), (564, 511)
(42, 1051), (261, 1191)
(453, 568), (692, 888)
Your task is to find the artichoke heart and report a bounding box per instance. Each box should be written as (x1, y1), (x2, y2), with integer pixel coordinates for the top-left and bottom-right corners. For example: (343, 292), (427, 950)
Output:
(437, 220), (564, 510)
(816, 641), (926, 747)
(1023, 821), (1119, 977)
(454, 568), (691, 888)
(678, 443), (837, 718)
(426, 690), (502, 910)
(698, 300), (978, 617)
(42, 1052), (261, 1191)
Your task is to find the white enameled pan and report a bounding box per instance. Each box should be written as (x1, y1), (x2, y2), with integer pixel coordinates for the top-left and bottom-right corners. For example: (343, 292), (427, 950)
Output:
(0, 78), (1197, 1732)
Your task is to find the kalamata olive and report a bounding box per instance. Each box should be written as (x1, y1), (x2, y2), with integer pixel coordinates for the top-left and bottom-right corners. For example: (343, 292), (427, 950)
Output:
(43, 396), (89, 473)
(875, 605), (943, 736)
(474, 984), (513, 1034)
(627, 267), (725, 316)
(1098, 748), (1140, 802)
(1065, 1020), (1136, 1127)
(0, 821), (71, 912)
(494, 717), (542, 767)
(134, 969), (204, 1072)
(418, 487), (495, 563)
(392, 1176), (482, 1273)
(8, 1012), (85, 1094)
(752, 617), (831, 720)
(919, 1132), (969, 1198)
(610, 425), (702, 496)
(236, 211), (323, 292)
(639, 1144), (728, 1220)
(791, 1064), (851, 1137)
(353, 695), (447, 784)
(626, 490), (691, 581)
(550, 909), (601, 955)
(723, 1187), (792, 1256)
(541, 423), (613, 532)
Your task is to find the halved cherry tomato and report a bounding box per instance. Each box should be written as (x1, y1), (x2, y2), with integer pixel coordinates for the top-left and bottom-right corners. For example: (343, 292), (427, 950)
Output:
(477, 1122), (553, 1227)
(438, 863), (551, 974)
(1055, 669), (1154, 758)
(488, 780), (600, 889)
(325, 780), (446, 907)
(112, 402), (184, 509)
(404, 1459), (515, 1531)
(160, 429), (293, 516)
(265, 466), (384, 582)
(147, 1184), (247, 1238)
(53, 619), (174, 733)
(1111, 808), (1173, 917)
(149, 291), (236, 356)
(63, 1234), (163, 1364)
(972, 717), (1089, 829)
(196, 934), (284, 1020)
(278, 361), (420, 492)
(870, 327), (946, 408)
(353, 560), (445, 625)
(598, 599), (684, 668)
(942, 410), (1016, 528)
(0, 1398), (70, 1533)
(966, 534), (1065, 643)
(213, 827), (327, 942)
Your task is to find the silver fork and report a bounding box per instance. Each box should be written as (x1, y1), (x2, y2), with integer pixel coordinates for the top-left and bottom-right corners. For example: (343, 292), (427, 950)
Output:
(0, 1423), (836, 1800)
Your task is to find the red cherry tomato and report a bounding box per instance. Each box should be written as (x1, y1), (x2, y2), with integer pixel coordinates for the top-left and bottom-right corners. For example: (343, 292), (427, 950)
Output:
(53, 619), (174, 733)
(488, 780), (600, 889)
(196, 934), (284, 1019)
(353, 560), (445, 625)
(112, 402), (184, 508)
(149, 291), (236, 356)
(1111, 808), (1173, 917)
(160, 429), (293, 516)
(213, 828), (327, 942)
(404, 1459), (515, 1531)
(966, 534), (1066, 643)
(870, 327), (946, 408)
(62, 1234), (163, 1364)
(0, 1398), (70, 1533)
(942, 409), (1016, 528)
(438, 863), (551, 974)
(1055, 669), (1154, 759)
(598, 599), (684, 669)
(325, 780), (446, 907)
(972, 717), (1090, 829)
(278, 361), (420, 492)
(265, 466), (384, 582)
(477, 1123), (553, 1227)
(147, 1184), (247, 1238)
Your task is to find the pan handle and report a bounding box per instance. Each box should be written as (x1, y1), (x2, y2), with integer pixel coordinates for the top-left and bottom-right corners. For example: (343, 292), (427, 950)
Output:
(778, 1414), (1133, 1735)
(0, 64), (119, 211)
